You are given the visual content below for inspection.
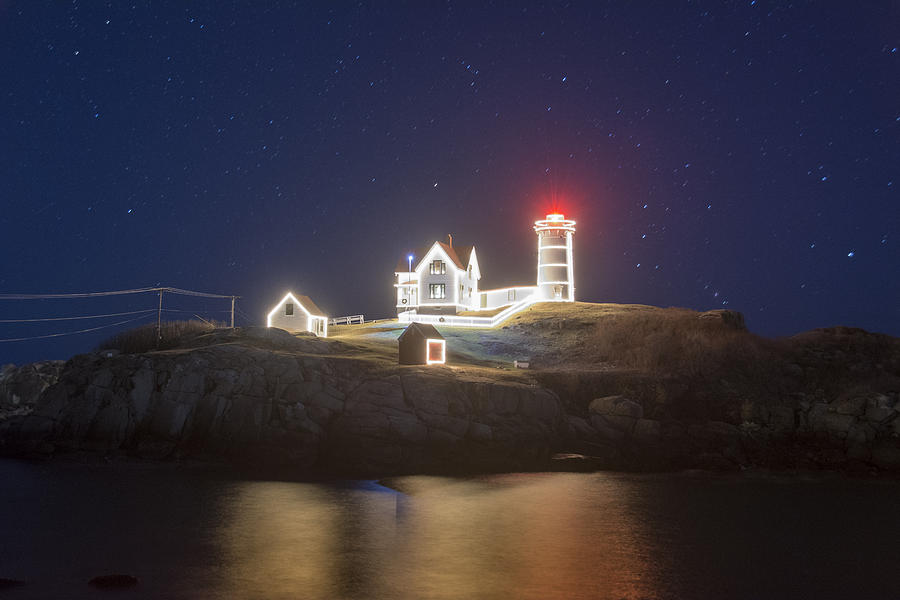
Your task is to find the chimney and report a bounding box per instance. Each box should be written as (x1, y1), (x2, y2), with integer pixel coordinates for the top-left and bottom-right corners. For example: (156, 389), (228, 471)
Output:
(447, 233), (452, 247)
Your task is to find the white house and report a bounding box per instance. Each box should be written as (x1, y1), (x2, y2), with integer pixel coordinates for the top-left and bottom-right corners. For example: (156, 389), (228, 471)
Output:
(394, 240), (481, 316)
(267, 292), (328, 337)
(395, 213), (576, 327)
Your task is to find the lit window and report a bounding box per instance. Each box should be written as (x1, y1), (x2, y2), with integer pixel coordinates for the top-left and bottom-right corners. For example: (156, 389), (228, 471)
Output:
(430, 260), (445, 274)
(285, 303), (294, 316)
(429, 284), (446, 299)
(426, 339), (446, 364)
(508, 289), (516, 301)
(468, 265), (472, 277)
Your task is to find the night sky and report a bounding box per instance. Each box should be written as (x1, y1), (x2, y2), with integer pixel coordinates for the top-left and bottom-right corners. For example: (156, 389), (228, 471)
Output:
(1, 1), (898, 365)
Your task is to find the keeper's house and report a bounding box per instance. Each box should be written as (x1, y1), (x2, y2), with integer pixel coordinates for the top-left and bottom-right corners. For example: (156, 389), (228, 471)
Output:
(394, 240), (481, 316)
(267, 292), (328, 337)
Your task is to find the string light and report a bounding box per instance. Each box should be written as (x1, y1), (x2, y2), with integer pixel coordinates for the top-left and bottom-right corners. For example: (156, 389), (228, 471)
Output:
(425, 338), (446, 364)
(266, 292), (328, 337)
(397, 213), (576, 326)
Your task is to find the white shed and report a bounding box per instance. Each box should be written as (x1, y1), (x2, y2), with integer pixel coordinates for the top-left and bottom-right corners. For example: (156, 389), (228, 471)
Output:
(266, 292), (328, 337)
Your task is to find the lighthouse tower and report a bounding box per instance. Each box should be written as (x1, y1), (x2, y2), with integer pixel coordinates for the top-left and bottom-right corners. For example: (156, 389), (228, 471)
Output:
(534, 213), (576, 301)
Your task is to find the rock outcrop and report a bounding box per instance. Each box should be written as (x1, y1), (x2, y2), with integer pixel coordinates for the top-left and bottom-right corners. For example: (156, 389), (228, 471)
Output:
(560, 389), (900, 472)
(2, 307), (899, 476)
(0, 329), (564, 476)
(0, 361), (64, 420)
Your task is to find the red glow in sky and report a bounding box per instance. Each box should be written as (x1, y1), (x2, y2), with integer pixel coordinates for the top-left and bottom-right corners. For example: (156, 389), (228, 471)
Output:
(538, 187), (581, 223)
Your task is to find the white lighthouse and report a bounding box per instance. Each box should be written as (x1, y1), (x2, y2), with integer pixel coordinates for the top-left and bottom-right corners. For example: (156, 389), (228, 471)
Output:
(534, 213), (576, 301)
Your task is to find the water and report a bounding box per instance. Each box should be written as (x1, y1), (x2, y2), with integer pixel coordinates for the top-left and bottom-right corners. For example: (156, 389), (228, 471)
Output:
(1, 460), (898, 599)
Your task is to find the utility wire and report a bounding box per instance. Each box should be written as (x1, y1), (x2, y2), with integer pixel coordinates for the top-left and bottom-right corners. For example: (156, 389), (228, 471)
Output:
(0, 287), (159, 300)
(0, 287), (239, 300)
(236, 307), (256, 325)
(159, 308), (234, 314)
(0, 309), (156, 324)
(0, 312), (156, 343)
(164, 287), (238, 299)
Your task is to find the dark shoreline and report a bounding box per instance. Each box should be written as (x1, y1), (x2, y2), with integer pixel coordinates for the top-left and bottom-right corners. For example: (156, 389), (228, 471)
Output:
(4, 453), (899, 486)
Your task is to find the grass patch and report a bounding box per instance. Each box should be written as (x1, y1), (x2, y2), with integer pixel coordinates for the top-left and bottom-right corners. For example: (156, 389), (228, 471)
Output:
(585, 308), (774, 375)
(97, 320), (225, 354)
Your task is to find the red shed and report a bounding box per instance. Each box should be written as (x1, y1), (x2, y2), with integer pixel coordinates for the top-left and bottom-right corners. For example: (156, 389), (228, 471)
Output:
(398, 322), (446, 365)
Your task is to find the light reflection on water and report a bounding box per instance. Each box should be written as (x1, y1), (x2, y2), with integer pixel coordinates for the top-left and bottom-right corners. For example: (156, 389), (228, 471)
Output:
(378, 473), (658, 600)
(2, 461), (899, 599)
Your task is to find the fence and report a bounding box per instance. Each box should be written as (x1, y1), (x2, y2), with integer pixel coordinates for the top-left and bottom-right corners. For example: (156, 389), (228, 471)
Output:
(398, 297), (538, 329)
(328, 314), (365, 326)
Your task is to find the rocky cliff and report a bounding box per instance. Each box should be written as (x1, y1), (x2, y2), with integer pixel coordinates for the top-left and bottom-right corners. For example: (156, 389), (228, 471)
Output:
(0, 328), (562, 475)
(1, 303), (899, 476)
(0, 361), (63, 420)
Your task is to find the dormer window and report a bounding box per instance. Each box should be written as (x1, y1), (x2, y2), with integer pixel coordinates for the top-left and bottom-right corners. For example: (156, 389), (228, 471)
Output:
(430, 260), (446, 274)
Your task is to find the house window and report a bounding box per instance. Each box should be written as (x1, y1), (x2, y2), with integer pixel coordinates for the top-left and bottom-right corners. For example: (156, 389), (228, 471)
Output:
(468, 265), (473, 278)
(285, 303), (294, 316)
(429, 284), (446, 299)
(430, 260), (445, 274)
(507, 289), (516, 301)
(459, 284), (464, 299)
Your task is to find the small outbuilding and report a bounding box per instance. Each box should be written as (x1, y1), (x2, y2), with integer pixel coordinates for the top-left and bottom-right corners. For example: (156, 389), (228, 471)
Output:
(398, 322), (446, 365)
(267, 292), (328, 337)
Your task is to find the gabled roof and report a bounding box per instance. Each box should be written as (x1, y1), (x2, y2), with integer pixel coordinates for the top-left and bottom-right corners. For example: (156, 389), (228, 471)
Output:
(395, 242), (476, 273)
(293, 294), (326, 317)
(435, 242), (466, 270)
(452, 244), (474, 270)
(398, 322), (444, 341)
(269, 292), (326, 318)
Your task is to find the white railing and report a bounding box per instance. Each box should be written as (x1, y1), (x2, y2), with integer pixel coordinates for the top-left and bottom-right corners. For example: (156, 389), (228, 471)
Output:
(398, 295), (538, 329)
(329, 314), (365, 326)
(478, 286), (538, 311)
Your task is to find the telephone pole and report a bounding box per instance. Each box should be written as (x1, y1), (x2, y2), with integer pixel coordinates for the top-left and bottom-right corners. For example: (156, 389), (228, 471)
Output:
(156, 288), (164, 346)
